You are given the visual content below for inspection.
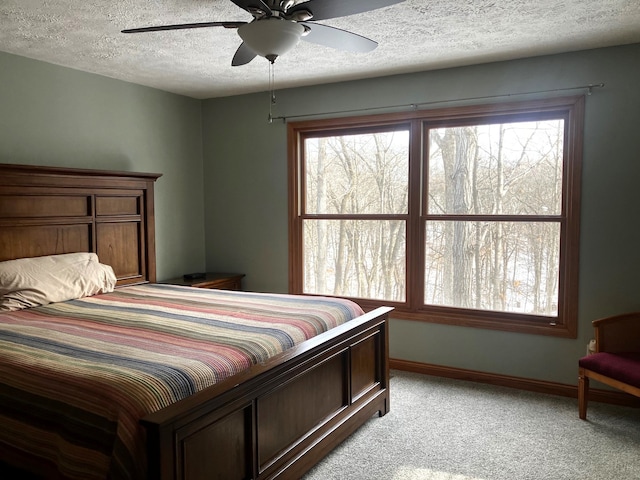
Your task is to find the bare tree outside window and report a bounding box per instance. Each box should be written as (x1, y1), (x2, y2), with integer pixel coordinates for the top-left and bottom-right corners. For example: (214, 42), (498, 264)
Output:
(303, 131), (409, 301)
(426, 120), (564, 316)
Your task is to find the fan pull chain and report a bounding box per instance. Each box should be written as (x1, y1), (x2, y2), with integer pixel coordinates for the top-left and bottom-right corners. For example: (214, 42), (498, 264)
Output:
(268, 60), (276, 123)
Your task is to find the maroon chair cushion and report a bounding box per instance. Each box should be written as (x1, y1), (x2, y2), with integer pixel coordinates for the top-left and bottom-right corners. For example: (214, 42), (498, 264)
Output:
(579, 352), (640, 388)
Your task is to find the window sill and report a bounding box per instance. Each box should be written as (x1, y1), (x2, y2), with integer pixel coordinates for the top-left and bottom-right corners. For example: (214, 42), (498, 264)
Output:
(357, 301), (576, 338)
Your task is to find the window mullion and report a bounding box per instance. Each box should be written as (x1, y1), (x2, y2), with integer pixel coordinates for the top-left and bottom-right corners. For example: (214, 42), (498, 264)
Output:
(407, 119), (424, 310)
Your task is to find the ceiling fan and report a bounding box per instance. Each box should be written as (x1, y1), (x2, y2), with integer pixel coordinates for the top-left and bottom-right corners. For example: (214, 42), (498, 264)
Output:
(122, 0), (406, 66)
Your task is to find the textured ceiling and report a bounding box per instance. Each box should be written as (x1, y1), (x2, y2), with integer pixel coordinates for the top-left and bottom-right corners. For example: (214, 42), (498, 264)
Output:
(1, 0), (639, 99)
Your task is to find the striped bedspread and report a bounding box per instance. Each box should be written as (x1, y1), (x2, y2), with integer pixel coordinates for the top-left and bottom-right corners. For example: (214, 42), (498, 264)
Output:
(0, 284), (364, 479)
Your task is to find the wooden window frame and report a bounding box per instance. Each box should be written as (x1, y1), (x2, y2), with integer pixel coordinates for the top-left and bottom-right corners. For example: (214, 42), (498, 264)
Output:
(288, 96), (584, 338)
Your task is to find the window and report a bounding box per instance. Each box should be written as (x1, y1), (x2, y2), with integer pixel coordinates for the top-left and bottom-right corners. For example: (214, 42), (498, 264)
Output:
(288, 97), (584, 337)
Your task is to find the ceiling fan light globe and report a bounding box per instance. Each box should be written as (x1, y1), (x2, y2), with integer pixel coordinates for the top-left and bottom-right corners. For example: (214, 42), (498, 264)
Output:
(238, 19), (304, 60)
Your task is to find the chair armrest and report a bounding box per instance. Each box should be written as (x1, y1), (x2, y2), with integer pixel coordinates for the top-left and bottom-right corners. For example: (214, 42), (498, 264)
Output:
(593, 312), (640, 353)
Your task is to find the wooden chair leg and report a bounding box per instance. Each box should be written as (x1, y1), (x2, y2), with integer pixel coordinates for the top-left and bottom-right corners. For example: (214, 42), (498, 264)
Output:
(578, 368), (589, 420)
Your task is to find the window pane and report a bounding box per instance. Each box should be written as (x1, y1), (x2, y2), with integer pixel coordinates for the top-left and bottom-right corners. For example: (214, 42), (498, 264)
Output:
(428, 120), (564, 216)
(304, 131), (409, 215)
(425, 221), (560, 316)
(303, 219), (406, 302)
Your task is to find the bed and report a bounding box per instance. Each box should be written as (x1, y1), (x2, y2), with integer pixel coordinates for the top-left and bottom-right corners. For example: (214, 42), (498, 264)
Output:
(0, 163), (392, 480)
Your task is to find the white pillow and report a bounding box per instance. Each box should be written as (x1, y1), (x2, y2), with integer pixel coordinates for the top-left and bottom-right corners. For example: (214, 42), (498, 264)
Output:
(0, 252), (117, 311)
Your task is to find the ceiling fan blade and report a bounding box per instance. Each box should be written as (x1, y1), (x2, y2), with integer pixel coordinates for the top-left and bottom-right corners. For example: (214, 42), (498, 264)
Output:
(122, 21), (245, 34)
(289, 0), (405, 21)
(232, 42), (258, 66)
(299, 22), (377, 53)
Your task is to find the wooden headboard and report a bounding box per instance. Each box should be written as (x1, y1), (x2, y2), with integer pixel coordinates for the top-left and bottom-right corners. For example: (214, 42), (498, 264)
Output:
(0, 164), (162, 286)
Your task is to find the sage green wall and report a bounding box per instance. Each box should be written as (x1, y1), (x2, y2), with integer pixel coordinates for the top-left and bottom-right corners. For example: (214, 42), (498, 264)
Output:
(202, 43), (640, 386)
(0, 51), (206, 280)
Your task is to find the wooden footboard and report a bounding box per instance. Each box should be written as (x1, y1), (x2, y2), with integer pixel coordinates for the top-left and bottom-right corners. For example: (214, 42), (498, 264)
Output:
(142, 306), (392, 480)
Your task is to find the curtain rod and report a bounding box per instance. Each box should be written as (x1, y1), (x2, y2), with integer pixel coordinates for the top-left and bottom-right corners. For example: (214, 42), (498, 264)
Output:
(269, 83), (605, 123)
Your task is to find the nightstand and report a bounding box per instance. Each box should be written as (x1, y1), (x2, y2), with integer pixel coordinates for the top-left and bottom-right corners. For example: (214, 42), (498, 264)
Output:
(160, 273), (245, 291)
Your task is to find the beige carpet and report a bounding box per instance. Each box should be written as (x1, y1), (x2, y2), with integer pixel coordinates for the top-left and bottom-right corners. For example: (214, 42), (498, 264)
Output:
(303, 370), (640, 480)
